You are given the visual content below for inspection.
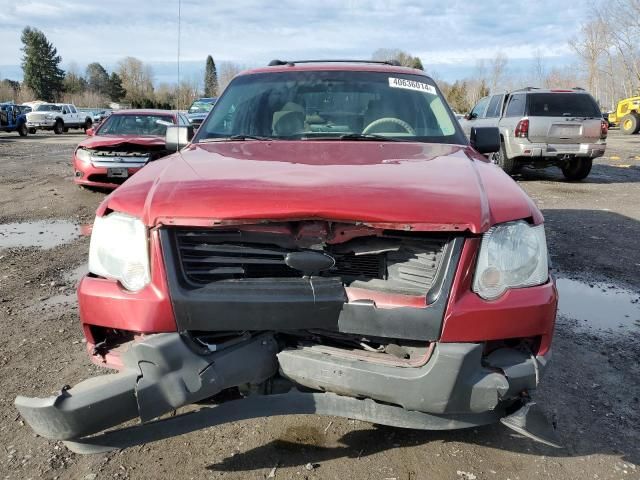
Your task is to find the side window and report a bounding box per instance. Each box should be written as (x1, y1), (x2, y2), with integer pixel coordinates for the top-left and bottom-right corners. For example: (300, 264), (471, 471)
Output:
(485, 95), (504, 118)
(62, 106), (69, 114)
(505, 94), (526, 117)
(470, 97), (489, 118)
(69, 105), (77, 113)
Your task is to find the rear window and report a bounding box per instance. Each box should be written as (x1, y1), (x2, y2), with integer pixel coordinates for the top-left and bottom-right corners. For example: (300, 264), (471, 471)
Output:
(528, 93), (600, 117)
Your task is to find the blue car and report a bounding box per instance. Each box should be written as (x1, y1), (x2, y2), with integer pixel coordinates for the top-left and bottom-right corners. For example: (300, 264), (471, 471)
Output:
(187, 97), (217, 129)
(0, 103), (29, 136)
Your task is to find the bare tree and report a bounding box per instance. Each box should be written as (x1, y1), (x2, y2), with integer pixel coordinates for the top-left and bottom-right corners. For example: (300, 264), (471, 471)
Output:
(569, 19), (608, 98)
(117, 57), (155, 104)
(218, 62), (245, 92)
(488, 52), (508, 93)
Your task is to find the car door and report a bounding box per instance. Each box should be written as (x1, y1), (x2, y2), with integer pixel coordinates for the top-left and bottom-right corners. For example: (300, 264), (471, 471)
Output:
(460, 96), (490, 136)
(482, 94), (505, 128)
(60, 105), (72, 125)
(69, 105), (80, 126)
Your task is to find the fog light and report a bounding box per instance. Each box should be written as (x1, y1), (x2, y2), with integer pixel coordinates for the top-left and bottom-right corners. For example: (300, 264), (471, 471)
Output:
(75, 171), (83, 177)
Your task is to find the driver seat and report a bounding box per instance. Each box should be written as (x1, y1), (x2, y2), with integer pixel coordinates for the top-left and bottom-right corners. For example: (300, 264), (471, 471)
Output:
(363, 99), (406, 133)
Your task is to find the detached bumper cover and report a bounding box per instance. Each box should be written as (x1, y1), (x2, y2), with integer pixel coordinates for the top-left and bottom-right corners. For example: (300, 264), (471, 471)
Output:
(15, 333), (549, 444)
(15, 333), (278, 440)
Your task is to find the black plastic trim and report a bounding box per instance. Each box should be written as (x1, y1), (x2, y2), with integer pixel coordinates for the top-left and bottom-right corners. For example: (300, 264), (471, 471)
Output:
(161, 230), (464, 341)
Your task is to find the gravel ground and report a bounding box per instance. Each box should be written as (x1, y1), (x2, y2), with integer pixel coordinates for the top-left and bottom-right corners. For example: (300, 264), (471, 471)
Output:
(0, 130), (638, 480)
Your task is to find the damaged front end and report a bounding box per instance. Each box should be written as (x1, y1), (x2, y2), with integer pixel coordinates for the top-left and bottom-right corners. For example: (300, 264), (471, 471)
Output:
(15, 221), (560, 452)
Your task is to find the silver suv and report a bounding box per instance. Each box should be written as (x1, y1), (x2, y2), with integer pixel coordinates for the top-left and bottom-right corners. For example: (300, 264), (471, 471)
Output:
(460, 88), (607, 180)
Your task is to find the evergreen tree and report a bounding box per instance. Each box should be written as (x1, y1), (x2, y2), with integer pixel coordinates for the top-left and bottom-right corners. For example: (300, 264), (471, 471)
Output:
(107, 72), (126, 102)
(86, 62), (110, 94)
(20, 26), (65, 101)
(204, 55), (218, 97)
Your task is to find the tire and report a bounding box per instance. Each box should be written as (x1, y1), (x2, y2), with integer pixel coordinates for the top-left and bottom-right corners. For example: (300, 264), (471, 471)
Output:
(84, 118), (92, 132)
(562, 158), (593, 181)
(18, 123), (28, 137)
(620, 113), (640, 135)
(491, 140), (517, 175)
(53, 119), (64, 135)
(28, 128), (36, 134)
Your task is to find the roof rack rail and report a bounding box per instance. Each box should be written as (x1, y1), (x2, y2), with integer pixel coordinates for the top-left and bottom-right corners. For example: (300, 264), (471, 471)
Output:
(512, 86), (541, 92)
(267, 59), (402, 67)
(572, 87), (585, 91)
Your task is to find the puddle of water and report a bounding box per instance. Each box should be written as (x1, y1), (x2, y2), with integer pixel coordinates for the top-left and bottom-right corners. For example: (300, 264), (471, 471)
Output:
(556, 277), (640, 331)
(0, 220), (81, 249)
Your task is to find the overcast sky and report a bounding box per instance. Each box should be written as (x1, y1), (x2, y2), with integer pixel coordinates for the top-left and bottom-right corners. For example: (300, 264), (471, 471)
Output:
(0, 0), (594, 84)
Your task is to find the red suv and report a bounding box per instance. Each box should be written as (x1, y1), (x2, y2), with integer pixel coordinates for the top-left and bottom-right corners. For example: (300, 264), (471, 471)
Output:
(73, 109), (186, 190)
(16, 61), (559, 452)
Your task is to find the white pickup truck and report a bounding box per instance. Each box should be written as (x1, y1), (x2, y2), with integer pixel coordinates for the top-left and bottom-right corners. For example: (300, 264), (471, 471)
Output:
(25, 103), (93, 134)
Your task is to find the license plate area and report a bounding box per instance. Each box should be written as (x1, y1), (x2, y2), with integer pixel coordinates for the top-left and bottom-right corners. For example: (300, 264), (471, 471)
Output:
(549, 124), (581, 138)
(107, 167), (128, 178)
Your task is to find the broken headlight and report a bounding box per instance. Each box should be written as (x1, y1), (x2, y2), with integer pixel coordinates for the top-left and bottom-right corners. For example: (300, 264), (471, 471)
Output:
(472, 220), (548, 300)
(88, 212), (150, 291)
(75, 148), (91, 163)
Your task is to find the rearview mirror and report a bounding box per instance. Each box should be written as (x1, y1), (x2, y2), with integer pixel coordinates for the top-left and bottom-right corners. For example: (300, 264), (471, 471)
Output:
(165, 125), (194, 151)
(469, 126), (500, 154)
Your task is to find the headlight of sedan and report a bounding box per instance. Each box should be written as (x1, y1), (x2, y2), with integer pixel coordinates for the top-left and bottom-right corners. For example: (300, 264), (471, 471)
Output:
(75, 148), (91, 163)
(472, 220), (548, 300)
(88, 212), (150, 291)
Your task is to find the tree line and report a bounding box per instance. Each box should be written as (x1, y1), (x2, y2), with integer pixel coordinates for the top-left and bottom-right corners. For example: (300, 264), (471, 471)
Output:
(0, 26), (229, 109)
(4, 5), (640, 112)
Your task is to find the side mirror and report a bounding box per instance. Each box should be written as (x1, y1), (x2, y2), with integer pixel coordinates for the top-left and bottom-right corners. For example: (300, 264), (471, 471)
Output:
(465, 112), (477, 121)
(86, 128), (94, 136)
(470, 126), (500, 154)
(165, 125), (194, 151)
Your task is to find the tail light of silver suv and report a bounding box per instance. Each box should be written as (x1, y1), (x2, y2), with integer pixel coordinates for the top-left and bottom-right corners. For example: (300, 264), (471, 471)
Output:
(600, 119), (608, 139)
(514, 118), (529, 138)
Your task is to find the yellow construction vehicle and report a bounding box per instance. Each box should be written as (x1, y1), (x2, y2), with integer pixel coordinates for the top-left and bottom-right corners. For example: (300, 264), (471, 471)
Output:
(609, 96), (640, 134)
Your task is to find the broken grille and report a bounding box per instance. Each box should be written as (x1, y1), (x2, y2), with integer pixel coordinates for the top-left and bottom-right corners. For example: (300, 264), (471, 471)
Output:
(171, 229), (448, 295)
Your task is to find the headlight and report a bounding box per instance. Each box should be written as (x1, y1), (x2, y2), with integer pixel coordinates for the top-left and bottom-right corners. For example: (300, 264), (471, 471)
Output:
(472, 220), (548, 300)
(75, 148), (91, 163)
(88, 212), (150, 291)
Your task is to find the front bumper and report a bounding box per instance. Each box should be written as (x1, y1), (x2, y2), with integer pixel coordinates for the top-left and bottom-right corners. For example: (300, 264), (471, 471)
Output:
(15, 332), (549, 445)
(26, 120), (55, 129)
(73, 158), (142, 189)
(508, 140), (606, 159)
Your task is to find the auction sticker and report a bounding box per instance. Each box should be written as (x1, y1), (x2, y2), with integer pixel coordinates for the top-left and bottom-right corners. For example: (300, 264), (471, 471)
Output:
(388, 77), (436, 95)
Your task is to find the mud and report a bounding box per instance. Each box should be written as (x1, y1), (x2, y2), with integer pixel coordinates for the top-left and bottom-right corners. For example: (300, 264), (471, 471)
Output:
(0, 131), (639, 479)
(0, 220), (81, 249)
(556, 277), (640, 332)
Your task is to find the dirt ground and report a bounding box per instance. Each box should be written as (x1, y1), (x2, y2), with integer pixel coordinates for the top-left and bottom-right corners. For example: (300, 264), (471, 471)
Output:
(0, 130), (639, 480)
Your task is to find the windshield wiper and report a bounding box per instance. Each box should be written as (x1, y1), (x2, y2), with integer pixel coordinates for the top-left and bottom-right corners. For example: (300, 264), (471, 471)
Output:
(338, 133), (402, 142)
(199, 134), (274, 143)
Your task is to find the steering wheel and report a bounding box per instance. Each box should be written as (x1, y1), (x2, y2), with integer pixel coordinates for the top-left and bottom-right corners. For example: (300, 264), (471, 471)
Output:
(362, 117), (416, 135)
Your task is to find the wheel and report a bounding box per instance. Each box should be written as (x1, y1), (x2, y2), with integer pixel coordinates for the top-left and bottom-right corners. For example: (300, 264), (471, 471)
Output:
(491, 140), (517, 175)
(28, 128), (36, 134)
(84, 118), (93, 132)
(562, 158), (593, 181)
(53, 119), (64, 134)
(620, 113), (639, 135)
(18, 123), (28, 137)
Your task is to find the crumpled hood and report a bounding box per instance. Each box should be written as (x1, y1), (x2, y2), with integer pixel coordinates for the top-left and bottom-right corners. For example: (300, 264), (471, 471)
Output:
(78, 135), (166, 149)
(104, 141), (542, 233)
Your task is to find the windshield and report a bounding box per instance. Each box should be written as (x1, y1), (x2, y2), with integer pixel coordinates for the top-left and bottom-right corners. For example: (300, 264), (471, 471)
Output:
(188, 100), (215, 114)
(96, 114), (175, 136)
(34, 104), (61, 112)
(528, 93), (601, 117)
(195, 71), (464, 144)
